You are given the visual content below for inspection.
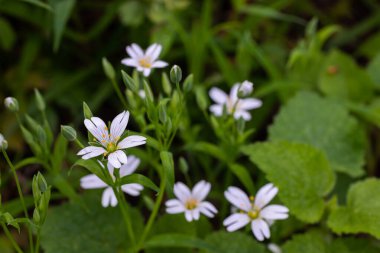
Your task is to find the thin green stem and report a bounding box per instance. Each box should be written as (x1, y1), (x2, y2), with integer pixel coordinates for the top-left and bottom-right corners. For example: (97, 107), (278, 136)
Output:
(2, 150), (34, 253)
(111, 79), (128, 109)
(2, 223), (23, 253)
(136, 174), (166, 251)
(34, 230), (40, 253)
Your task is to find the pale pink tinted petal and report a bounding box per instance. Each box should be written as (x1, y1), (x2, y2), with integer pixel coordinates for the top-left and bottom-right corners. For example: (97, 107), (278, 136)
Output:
(260, 205), (289, 220)
(223, 213), (250, 232)
(209, 87), (228, 104)
(224, 186), (251, 212)
(77, 146), (106, 159)
(173, 182), (191, 203)
(254, 183), (278, 209)
(239, 98), (262, 110)
(185, 210), (193, 222)
(210, 104), (224, 116)
(121, 58), (139, 67)
(110, 111), (129, 141)
(251, 219), (270, 241)
(121, 184), (143, 196)
(118, 135), (146, 149)
(80, 174), (107, 189)
(233, 110), (251, 121)
(192, 180), (211, 201)
(143, 68), (151, 76)
(101, 187), (118, 207)
(131, 44), (144, 57)
(151, 60), (168, 68)
(119, 155), (140, 177)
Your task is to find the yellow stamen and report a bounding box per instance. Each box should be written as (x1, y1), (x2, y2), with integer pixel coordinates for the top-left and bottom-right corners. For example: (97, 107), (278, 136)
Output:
(185, 199), (198, 210)
(248, 209), (259, 219)
(139, 58), (152, 68)
(250, 195), (255, 201)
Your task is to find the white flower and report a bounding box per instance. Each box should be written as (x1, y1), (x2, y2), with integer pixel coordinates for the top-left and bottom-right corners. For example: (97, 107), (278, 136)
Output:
(0, 133), (8, 150)
(77, 111), (146, 168)
(209, 83), (262, 121)
(165, 181), (218, 222)
(268, 243), (282, 253)
(121, 43), (168, 77)
(223, 183), (289, 241)
(4, 97), (19, 112)
(80, 155), (143, 207)
(238, 80), (254, 97)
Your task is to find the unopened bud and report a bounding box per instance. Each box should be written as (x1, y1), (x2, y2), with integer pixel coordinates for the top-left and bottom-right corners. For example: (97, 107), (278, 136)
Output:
(0, 133), (8, 150)
(170, 65), (182, 84)
(238, 81), (253, 98)
(61, 125), (77, 141)
(102, 57), (116, 80)
(83, 102), (93, 119)
(34, 89), (46, 111)
(4, 97), (19, 112)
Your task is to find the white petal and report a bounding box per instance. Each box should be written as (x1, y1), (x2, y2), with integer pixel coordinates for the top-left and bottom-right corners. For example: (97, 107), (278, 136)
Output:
(108, 150), (128, 168)
(121, 58), (139, 67)
(119, 155), (140, 177)
(80, 174), (107, 189)
(192, 180), (211, 201)
(173, 182), (191, 203)
(251, 219), (270, 241)
(192, 209), (200, 220)
(185, 210), (193, 222)
(110, 111), (130, 141)
(166, 204), (186, 214)
(260, 205), (289, 220)
(223, 213), (250, 232)
(151, 60), (168, 68)
(209, 87), (228, 104)
(130, 43), (144, 57)
(84, 118), (109, 144)
(121, 184), (143, 196)
(199, 201), (218, 217)
(239, 98), (262, 110)
(143, 68), (151, 77)
(229, 84), (240, 100)
(268, 243), (282, 253)
(233, 110), (251, 121)
(224, 186), (252, 212)
(101, 187), (118, 207)
(77, 146), (106, 159)
(254, 183), (278, 209)
(146, 43), (162, 60)
(118, 135), (147, 149)
(209, 104), (224, 116)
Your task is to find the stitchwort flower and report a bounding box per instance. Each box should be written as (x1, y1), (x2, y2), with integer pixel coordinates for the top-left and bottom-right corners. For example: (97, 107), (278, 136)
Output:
(166, 181), (218, 222)
(77, 111), (146, 168)
(209, 81), (262, 121)
(121, 43), (168, 77)
(80, 156), (143, 207)
(223, 183), (289, 241)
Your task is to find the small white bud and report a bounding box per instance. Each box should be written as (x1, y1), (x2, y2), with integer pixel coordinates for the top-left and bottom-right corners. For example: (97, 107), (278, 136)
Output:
(238, 80), (254, 97)
(170, 65), (182, 83)
(0, 133), (8, 150)
(4, 97), (19, 112)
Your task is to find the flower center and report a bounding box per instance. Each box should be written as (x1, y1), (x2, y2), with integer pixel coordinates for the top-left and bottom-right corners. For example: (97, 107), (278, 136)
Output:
(107, 142), (117, 153)
(185, 198), (198, 210)
(138, 58), (152, 68)
(247, 209), (259, 219)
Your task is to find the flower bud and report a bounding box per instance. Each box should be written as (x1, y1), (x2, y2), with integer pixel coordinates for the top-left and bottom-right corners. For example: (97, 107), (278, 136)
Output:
(34, 89), (46, 111)
(83, 102), (93, 119)
(0, 133), (8, 150)
(238, 80), (254, 98)
(4, 97), (19, 112)
(170, 65), (182, 84)
(102, 57), (116, 80)
(61, 125), (77, 141)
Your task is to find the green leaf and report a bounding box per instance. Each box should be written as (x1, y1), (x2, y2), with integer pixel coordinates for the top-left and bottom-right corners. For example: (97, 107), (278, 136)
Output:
(367, 52), (380, 89)
(318, 50), (374, 102)
(119, 174), (159, 192)
(201, 231), (265, 253)
(243, 141), (335, 223)
(49, 0), (76, 51)
(41, 192), (144, 253)
(327, 178), (380, 239)
(228, 163), (254, 193)
(73, 159), (110, 185)
(160, 151), (175, 194)
(186, 142), (227, 163)
(51, 134), (68, 172)
(269, 91), (366, 177)
(20, 0), (53, 11)
(329, 237), (380, 253)
(283, 230), (326, 253)
(0, 17), (16, 51)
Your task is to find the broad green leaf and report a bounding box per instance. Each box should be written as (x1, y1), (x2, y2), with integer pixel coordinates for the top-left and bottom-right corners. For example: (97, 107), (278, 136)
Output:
(318, 50), (374, 102)
(243, 141), (335, 223)
(41, 192), (144, 253)
(327, 178), (380, 239)
(201, 231), (265, 253)
(283, 230), (326, 253)
(269, 91), (366, 177)
(119, 174), (159, 192)
(49, 0), (76, 51)
(160, 151), (175, 194)
(367, 52), (380, 89)
(329, 238), (380, 253)
(73, 159), (110, 185)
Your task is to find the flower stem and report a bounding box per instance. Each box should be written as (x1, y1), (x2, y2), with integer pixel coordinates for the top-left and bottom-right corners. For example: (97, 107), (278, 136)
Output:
(111, 79), (128, 109)
(2, 150), (34, 253)
(34, 230), (40, 253)
(2, 223), (23, 253)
